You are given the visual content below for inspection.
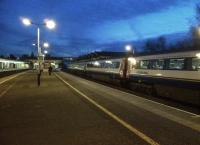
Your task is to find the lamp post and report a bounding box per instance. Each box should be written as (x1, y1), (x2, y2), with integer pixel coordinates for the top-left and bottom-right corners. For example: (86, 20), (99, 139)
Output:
(42, 42), (49, 63)
(22, 18), (56, 73)
(43, 50), (48, 63)
(122, 44), (134, 80)
(42, 54), (45, 63)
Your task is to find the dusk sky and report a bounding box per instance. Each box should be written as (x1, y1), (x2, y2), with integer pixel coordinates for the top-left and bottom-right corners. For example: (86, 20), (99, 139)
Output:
(0, 0), (199, 57)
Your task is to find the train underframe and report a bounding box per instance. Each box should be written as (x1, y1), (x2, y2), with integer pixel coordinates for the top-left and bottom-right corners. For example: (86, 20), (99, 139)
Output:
(66, 69), (200, 107)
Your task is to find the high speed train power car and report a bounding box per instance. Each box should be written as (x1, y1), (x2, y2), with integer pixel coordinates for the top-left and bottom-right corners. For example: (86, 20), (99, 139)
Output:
(66, 50), (200, 106)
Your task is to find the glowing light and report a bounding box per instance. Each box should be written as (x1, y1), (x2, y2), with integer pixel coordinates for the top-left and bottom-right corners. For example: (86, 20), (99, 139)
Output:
(125, 45), (132, 51)
(156, 73), (162, 76)
(43, 42), (49, 48)
(22, 18), (31, 26)
(44, 50), (48, 54)
(94, 61), (100, 66)
(45, 19), (56, 29)
(128, 57), (136, 65)
(196, 53), (200, 58)
(105, 60), (112, 64)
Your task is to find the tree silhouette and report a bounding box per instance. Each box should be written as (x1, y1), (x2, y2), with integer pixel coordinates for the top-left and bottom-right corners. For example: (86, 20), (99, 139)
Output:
(157, 36), (166, 51)
(9, 54), (16, 60)
(144, 39), (156, 53)
(144, 36), (166, 53)
(30, 52), (35, 59)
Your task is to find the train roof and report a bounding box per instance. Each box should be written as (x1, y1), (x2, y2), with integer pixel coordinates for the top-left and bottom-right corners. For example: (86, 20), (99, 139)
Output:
(0, 58), (27, 63)
(69, 50), (200, 63)
(135, 50), (200, 60)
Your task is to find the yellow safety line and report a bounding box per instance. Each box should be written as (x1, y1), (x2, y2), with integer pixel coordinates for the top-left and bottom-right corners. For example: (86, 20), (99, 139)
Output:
(0, 71), (26, 98)
(55, 73), (160, 145)
(0, 71), (27, 85)
(0, 83), (15, 98)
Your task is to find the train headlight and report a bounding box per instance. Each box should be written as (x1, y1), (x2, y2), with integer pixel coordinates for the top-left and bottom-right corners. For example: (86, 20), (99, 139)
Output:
(196, 53), (200, 59)
(128, 57), (136, 65)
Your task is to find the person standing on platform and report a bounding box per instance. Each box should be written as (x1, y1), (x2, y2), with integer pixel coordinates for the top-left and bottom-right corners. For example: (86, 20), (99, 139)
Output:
(48, 65), (53, 76)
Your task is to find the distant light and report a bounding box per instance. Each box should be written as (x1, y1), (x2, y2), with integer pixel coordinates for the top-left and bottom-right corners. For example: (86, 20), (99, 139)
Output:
(44, 50), (48, 54)
(196, 53), (200, 58)
(105, 60), (112, 64)
(94, 61), (100, 66)
(22, 18), (31, 26)
(42, 54), (45, 57)
(45, 19), (56, 29)
(43, 42), (49, 48)
(125, 45), (132, 51)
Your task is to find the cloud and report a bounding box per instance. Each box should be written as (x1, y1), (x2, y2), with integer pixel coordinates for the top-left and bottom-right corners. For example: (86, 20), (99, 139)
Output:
(87, 0), (197, 43)
(0, 23), (33, 38)
(0, 0), (198, 56)
(48, 37), (99, 56)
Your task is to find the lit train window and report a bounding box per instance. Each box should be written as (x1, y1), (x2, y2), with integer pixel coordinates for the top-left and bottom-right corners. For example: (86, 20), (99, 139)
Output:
(0, 62), (2, 69)
(112, 62), (120, 68)
(151, 59), (164, 69)
(192, 58), (200, 70)
(100, 62), (105, 68)
(104, 62), (112, 68)
(139, 60), (150, 69)
(169, 58), (185, 70)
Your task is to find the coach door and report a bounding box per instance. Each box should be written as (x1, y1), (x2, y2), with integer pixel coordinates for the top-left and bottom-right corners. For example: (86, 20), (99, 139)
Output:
(119, 58), (128, 79)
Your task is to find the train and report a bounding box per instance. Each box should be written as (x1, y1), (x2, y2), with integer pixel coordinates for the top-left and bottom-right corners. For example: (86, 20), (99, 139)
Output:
(0, 58), (29, 72)
(66, 50), (200, 106)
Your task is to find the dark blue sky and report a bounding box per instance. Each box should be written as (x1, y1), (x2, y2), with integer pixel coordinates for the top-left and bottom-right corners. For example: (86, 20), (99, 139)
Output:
(0, 0), (199, 56)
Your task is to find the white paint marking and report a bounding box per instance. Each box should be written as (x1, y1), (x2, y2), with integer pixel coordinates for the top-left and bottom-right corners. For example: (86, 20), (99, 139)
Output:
(0, 71), (26, 98)
(0, 71), (26, 85)
(121, 90), (199, 117)
(0, 83), (15, 98)
(55, 73), (160, 145)
(61, 72), (199, 117)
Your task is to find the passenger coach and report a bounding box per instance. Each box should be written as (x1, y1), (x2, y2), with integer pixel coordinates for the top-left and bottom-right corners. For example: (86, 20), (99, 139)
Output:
(0, 58), (29, 72)
(66, 50), (200, 106)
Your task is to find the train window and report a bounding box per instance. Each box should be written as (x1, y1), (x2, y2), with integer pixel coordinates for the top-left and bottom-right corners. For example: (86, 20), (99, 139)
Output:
(87, 63), (96, 68)
(100, 61), (120, 69)
(4, 62), (8, 69)
(88, 62), (101, 68)
(112, 62), (120, 68)
(192, 58), (200, 70)
(104, 62), (112, 68)
(169, 58), (185, 70)
(86, 64), (91, 68)
(0, 62), (2, 69)
(139, 60), (150, 69)
(136, 61), (140, 69)
(100, 62), (105, 68)
(151, 59), (164, 69)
